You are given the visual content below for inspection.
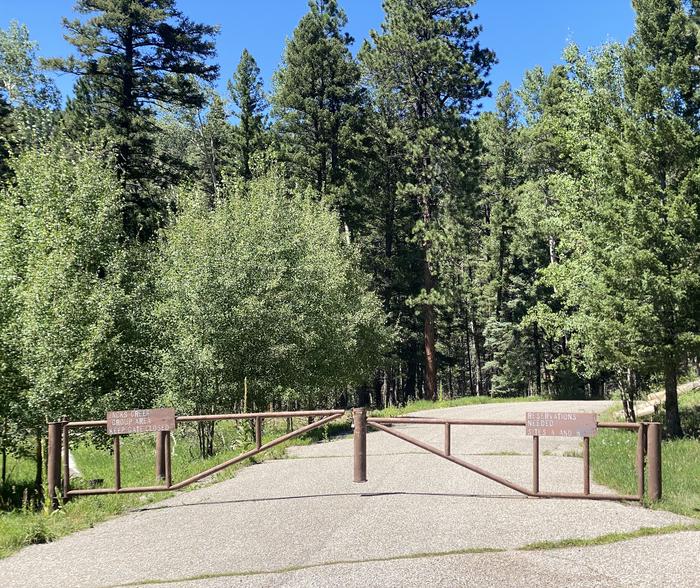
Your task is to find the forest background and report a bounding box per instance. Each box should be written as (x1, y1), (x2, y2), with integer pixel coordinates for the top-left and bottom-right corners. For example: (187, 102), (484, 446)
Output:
(0, 0), (698, 492)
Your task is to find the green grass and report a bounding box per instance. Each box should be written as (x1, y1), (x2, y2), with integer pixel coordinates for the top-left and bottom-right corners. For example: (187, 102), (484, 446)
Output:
(590, 395), (700, 520)
(369, 394), (546, 418)
(0, 417), (344, 559)
(520, 523), (700, 550)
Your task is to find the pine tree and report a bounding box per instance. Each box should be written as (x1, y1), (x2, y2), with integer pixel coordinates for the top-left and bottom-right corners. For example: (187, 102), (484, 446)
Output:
(477, 82), (535, 395)
(45, 0), (219, 240)
(195, 94), (232, 200)
(272, 0), (365, 230)
(361, 0), (494, 400)
(228, 49), (267, 181)
(618, 0), (699, 435)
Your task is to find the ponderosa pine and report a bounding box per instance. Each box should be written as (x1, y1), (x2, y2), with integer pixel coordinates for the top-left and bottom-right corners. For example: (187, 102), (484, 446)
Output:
(361, 0), (494, 400)
(46, 0), (219, 240)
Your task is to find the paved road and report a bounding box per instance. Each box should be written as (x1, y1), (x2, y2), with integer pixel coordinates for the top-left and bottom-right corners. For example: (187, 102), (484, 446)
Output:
(2, 400), (698, 588)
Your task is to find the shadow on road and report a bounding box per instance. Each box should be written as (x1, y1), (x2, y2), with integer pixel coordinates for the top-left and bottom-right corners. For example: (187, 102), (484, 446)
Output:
(136, 490), (526, 512)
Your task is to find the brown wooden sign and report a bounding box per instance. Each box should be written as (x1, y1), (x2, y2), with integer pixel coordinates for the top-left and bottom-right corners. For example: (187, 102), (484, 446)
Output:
(526, 412), (598, 437)
(106, 408), (176, 435)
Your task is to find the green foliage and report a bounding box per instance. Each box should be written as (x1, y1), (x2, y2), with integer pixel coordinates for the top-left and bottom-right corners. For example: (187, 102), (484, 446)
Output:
(157, 170), (389, 414)
(361, 0), (495, 400)
(272, 0), (365, 226)
(0, 21), (60, 153)
(534, 1), (700, 434)
(0, 143), (159, 435)
(2, 0), (700, 526)
(0, 21), (59, 109)
(45, 0), (219, 239)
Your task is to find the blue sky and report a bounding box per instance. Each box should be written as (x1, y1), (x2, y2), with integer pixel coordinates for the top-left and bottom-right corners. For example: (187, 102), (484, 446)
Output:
(2, 0), (636, 110)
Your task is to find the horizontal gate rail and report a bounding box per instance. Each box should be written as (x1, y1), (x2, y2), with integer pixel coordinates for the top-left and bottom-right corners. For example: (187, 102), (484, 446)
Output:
(353, 409), (661, 503)
(50, 410), (344, 505)
(367, 416), (641, 429)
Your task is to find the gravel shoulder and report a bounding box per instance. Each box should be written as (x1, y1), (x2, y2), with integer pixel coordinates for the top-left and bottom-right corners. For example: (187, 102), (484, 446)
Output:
(0, 400), (696, 588)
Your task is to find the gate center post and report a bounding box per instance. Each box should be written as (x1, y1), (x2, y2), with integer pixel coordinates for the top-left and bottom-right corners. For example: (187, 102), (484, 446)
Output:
(353, 408), (367, 483)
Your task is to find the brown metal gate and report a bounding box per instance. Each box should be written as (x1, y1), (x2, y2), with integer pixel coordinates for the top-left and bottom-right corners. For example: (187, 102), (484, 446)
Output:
(351, 408), (662, 502)
(47, 407), (662, 509)
(46, 410), (344, 508)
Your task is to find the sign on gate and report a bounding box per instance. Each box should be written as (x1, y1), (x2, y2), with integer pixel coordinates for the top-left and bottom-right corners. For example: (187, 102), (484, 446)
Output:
(106, 408), (176, 435)
(525, 412), (597, 437)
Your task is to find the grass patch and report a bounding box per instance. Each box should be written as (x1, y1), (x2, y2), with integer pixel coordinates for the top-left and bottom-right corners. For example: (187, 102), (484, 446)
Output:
(590, 397), (700, 520)
(370, 394), (546, 418)
(520, 523), (700, 551)
(112, 547), (507, 587)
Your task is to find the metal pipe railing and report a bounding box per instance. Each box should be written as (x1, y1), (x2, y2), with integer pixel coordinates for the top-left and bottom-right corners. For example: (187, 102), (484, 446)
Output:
(52, 409), (345, 506)
(353, 410), (660, 503)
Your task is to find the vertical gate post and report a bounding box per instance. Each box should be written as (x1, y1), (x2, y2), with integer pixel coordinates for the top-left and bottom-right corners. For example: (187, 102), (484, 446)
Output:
(113, 435), (121, 491)
(647, 422), (662, 501)
(164, 432), (172, 488)
(636, 423), (646, 500)
(155, 430), (167, 481)
(353, 408), (367, 483)
(47, 422), (63, 510)
(62, 419), (70, 502)
(255, 417), (262, 450)
(532, 435), (539, 495)
(582, 436), (590, 495)
(444, 423), (451, 456)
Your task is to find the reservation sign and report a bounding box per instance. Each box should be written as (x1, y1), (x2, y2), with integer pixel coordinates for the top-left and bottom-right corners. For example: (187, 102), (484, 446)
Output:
(106, 408), (176, 435)
(525, 412), (597, 438)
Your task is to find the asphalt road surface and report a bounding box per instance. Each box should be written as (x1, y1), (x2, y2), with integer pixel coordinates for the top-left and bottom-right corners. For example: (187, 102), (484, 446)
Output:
(1, 400), (698, 587)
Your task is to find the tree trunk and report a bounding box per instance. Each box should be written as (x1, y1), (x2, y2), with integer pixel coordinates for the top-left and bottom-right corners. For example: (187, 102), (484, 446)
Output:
(470, 319), (484, 396)
(373, 372), (383, 409)
(405, 341), (418, 401)
(464, 325), (474, 395)
(197, 420), (215, 458)
(356, 383), (371, 407)
(424, 305), (437, 401)
(664, 361), (683, 438)
(621, 368), (638, 423)
(533, 322), (542, 396)
(422, 251), (437, 401)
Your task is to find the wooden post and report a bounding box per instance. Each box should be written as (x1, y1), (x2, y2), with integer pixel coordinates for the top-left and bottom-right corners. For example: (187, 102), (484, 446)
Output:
(165, 432), (172, 488)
